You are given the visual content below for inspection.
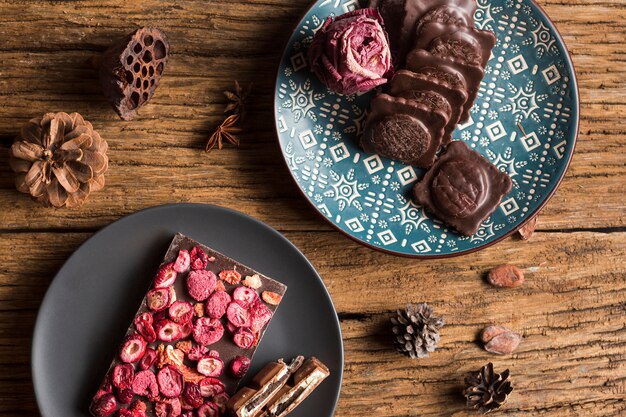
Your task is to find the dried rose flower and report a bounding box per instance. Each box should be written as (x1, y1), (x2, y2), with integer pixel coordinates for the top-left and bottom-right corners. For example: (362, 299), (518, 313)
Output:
(308, 8), (393, 95)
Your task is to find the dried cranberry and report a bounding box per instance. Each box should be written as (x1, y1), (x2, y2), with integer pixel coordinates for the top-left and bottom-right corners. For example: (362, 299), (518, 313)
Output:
(157, 366), (184, 398)
(214, 392), (230, 413)
(232, 287), (258, 308)
(131, 399), (147, 414)
(147, 288), (170, 312)
(190, 246), (209, 270)
(93, 389), (110, 403)
(182, 382), (204, 408)
(167, 287), (177, 307)
(117, 388), (134, 404)
(118, 408), (134, 417)
(226, 322), (238, 334)
(181, 412), (194, 417)
(197, 356), (224, 377)
(112, 364), (135, 390)
(155, 402), (168, 417)
(206, 291), (231, 319)
(229, 356), (250, 378)
(187, 270), (217, 301)
(219, 269), (241, 285)
(249, 300), (273, 332)
(155, 319), (183, 342)
(90, 393), (117, 416)
(134, 312), (156, 343)
(181, 321), (193, 339)
(193, 317), (224, 346)
(233, 328), (255, 349)
(199, 377), (225, 397)
(188, 344), (208, 361)
(173, 249), (191, 273)
(154, 399), (181, 417)
(119, 334), (147, 363)
(207, 350), (220, 358)
(197, 401), (220, 417)
(154, 262), (178, 288)
(169, 301), (194, 324)
(131, 370), (159, 398)
(226, 301), (250, 328)
(139, 347), (157, 370)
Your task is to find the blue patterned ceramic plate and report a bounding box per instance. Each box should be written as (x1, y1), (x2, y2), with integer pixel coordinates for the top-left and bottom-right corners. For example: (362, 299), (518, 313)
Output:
(274, 0), (578, 257)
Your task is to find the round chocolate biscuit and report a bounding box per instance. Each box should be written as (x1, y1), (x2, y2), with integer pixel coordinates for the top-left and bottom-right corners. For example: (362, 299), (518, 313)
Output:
(415, 5), (472, 35)
(398, 90), (452, 123)
(431, 160), (487, 218)
(368, 114), (432, 163)
(429, 31), (483, 67)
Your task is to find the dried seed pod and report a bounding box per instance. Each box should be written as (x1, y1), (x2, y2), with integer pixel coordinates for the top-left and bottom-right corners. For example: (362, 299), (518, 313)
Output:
(517, 215), (538, 240)
(481, 325), (522, 355)
(487, 264), (525, 288)
(99, 27), (170, 120)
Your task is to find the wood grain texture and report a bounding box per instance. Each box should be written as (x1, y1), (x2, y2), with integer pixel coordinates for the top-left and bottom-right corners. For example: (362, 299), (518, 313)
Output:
(0, 0), (624, 416)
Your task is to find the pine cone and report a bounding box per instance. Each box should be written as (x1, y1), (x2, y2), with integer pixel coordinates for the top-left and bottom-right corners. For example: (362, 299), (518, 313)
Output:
(391, 302), (444, 359)
(9, 112), (109, 208)
(463, 362), (513, 413)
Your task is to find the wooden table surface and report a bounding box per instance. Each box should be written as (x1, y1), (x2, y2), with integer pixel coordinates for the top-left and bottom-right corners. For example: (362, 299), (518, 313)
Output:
(0, 0), (625, 416)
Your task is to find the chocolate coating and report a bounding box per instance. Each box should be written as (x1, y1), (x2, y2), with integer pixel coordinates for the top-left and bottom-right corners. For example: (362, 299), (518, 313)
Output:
(415, 5), (472, 35)
(413, 141), (512, 236)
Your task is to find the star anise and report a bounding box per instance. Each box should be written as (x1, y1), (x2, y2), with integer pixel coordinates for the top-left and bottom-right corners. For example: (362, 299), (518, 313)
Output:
(223, 80), (252, 118)
(205, 114), (242, 153)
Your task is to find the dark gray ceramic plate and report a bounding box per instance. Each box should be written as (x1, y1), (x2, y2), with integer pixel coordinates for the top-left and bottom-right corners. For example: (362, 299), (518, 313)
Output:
(32, 203), (343, 417)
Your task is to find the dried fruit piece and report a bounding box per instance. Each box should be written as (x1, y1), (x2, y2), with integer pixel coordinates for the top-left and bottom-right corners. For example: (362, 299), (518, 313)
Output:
(213, 392), (230, 413)
(180, 321), (193, 339)
(206, 290), (232, 319)
(91, 393), (117, 416)
(190, 246), (209, 270)
(233, 328), (255, 349)
(132, 370), (159, 398)
(120, 334), (147, 363)
(139, 347), (158, 370)
(215, 280), (226, 292)
(197, 356), (224, 377)
(147, 288), (171, 312)
(241, 274), (262, 289)
(261, 291), (282, 306)
(134, 312), (156, 343)
(229, 355), (251, 378)
(194, 303), (205, 317)
(193, 317), (224, 345)
(182, 382), (204, 408)
(187, 270), (217, 301)
(99, 27), (170, 120)
(112, 364), (135, 390)
(173, 249), (191, 273)
(199, 377), (225, 397)
(226, 301), (251, 327)
(518, 216), (538, 240)
(219, 269), (241, 285)
(232, 287), (258, 308)
(487, 265), (525, 288)
(169, 301), (193, 324)
(207, 350), (220, 358)
(481, 325), (522, 355)
(154, 262), (178, 288)
(249, 300), (273, 332)
(117, 388), (134, 404)
(197, 402), (220, 417)
(155, 319), (183, 342)
(175, 340), (192, 353)
(157, 366), (184, 398)
(155, 397), (181, 417)
(188, 344), (209, 361)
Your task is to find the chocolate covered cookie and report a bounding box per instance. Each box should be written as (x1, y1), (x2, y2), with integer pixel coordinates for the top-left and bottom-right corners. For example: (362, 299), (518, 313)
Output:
(413, 141), (512, 236)
(361, 93), (449, 168)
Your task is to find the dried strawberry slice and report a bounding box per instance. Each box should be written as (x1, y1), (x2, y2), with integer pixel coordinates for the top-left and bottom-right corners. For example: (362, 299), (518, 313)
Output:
(112, 364), (135, 390)
(206, 290), (231, 319)
(131, 370), (159, 398)
(182, 382), (204, 408)
(197, 356), (224, 377)
(90, 393), (117, 416)
(117, 388), (134, 404)
(134, 313), (156, 343)
(187, 270), (217, 301)
(187, 344), (208, 361)
(214, 392), (230, 413)
(199, 377), (225, 397)
(157, 366), (184, 398)
(193, 317), (224, 346)
(147, 288), (170, 312)
(226, 301), (251, 328)
(190, 246), (209, 270)
(173, 249), (191, 273)
(139, 347), (157, 370)
(169, 301), (193, 324)
(229, 355), (251, 378)
(154, 262), (178, 288)
(233, 328), (255, 349)
(232, 286), (258, 308)
(155, 319), (183, 342)
(249, 300), (273, 332)
(197, 401), (220, 417)
(120, 334), (147, 363)
(219, 269), (241, 285)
